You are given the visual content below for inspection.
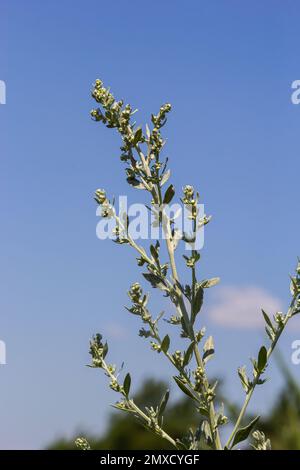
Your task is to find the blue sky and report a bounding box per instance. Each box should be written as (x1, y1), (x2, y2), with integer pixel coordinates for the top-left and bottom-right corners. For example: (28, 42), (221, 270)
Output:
(0, 0), (299, 449)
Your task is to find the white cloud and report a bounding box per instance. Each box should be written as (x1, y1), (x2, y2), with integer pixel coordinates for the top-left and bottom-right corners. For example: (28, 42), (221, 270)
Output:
(105, 322), (129, 339)
(208, 285), (283, 329)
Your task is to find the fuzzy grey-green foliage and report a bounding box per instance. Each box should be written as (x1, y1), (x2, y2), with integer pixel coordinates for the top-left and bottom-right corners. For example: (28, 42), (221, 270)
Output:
(77, 79), (300, 451)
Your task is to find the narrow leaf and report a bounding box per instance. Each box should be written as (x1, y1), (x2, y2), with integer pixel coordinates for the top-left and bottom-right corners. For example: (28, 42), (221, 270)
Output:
(261, 309), (274, 331)
(201, 277), (220, 289)
(203, 336), (214, 363)
(192, 286), (204, 320)
(161, 335), (170, 354)
(238, 366), (250, 392)
(143, 272), (167, 290)
(257, 346), (267, 372)
(123, 373), (131, 396)
(158, 389), (170, 417)
(150, 244), (159, 263)
(163, 184), (175, 204)
(173, 376), (196, 400)
(201, 420), (213, 445)
(183, 342), (195, 367)
(231, 415), (260, 449)
(160, 169), (171, 187)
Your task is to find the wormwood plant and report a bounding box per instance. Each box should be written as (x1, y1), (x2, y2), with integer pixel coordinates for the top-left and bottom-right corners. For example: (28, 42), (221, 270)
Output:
(76, 79), (300, 451)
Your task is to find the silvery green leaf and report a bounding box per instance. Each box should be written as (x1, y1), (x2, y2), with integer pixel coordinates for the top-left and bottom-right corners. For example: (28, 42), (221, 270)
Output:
(173, 376), (196, 400)
(150, 243), (159, 263)
(261, 309), (274, 331)
(183, 342), (195, 367)
(160, 169), (171, 187)
(126, 177), (144, 188)
(123, 373), (131, 397)
(265, 326), (275, 341)
(142, 272), (167, 291)
(201, 420), (213, 446)
(181, 317), (190, 336)
(161, 335), (170, 354)
(145, 123), (150, 138)
(238, 366), (250, 392)
(201, 277), (220, 289)
(133, 182), (146, 190)
(158, 389), (169, 418)
(231, 415), (260, 449)
(203, 336), (214, 364)
(192, 286), (204, 320)
(257, 346), (267, 372)
(163, 184), (175, 204)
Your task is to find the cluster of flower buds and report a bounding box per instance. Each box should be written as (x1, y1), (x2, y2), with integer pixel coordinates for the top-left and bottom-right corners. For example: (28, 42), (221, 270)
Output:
(274, 312), (285, 326)
(91, 79), (115, 107)
(147, 103), (171, 161)
(75, 437), (91, 450)
(183, 252), (200, 269)
(182, 185), (200, 221)
(89, 333), (107, 368)
(91, 79), (145, 166)
(151, 341), (162, 352)
(172, 350), (183, 368)
(127, 283), (151, 321)
(167, 314), (181, 325)
(91, 80), (138, 158)
(216, 413), (228, 427)
(193, 366), (205, 392)
(109, 378), (123, 393)
(182, 185), (194, 204)
(145, 406), (161, 433)
(151, 103), (172, 129)
(252, 431), (271, 450)
(128, 282), (143, 303)
(149, 127), (164, 159)
(94, 189), (114, 218)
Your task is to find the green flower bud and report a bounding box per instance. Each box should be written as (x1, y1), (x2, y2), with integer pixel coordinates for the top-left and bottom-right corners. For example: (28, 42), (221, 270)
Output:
(94, 188), (106, 205)
(128, 282), (142, 303)
(75, 437), (91, 450)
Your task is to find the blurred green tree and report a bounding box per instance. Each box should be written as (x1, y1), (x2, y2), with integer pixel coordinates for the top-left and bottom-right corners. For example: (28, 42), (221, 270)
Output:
(259, 353), (300, 450)
(48, 359), (300, 450)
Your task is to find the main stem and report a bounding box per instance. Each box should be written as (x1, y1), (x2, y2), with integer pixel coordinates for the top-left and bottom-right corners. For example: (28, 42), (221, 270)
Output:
(156, 184), (222, 450)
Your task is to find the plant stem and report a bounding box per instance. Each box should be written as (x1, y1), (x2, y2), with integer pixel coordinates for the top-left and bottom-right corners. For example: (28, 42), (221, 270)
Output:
(225, 296), (297, 449)
(101, 359), (177, 448)
(129, 400), (177, 448)
(157, 186), (222, 450)
(148, 321), (200, 402)
(192, 338), (222, 450)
